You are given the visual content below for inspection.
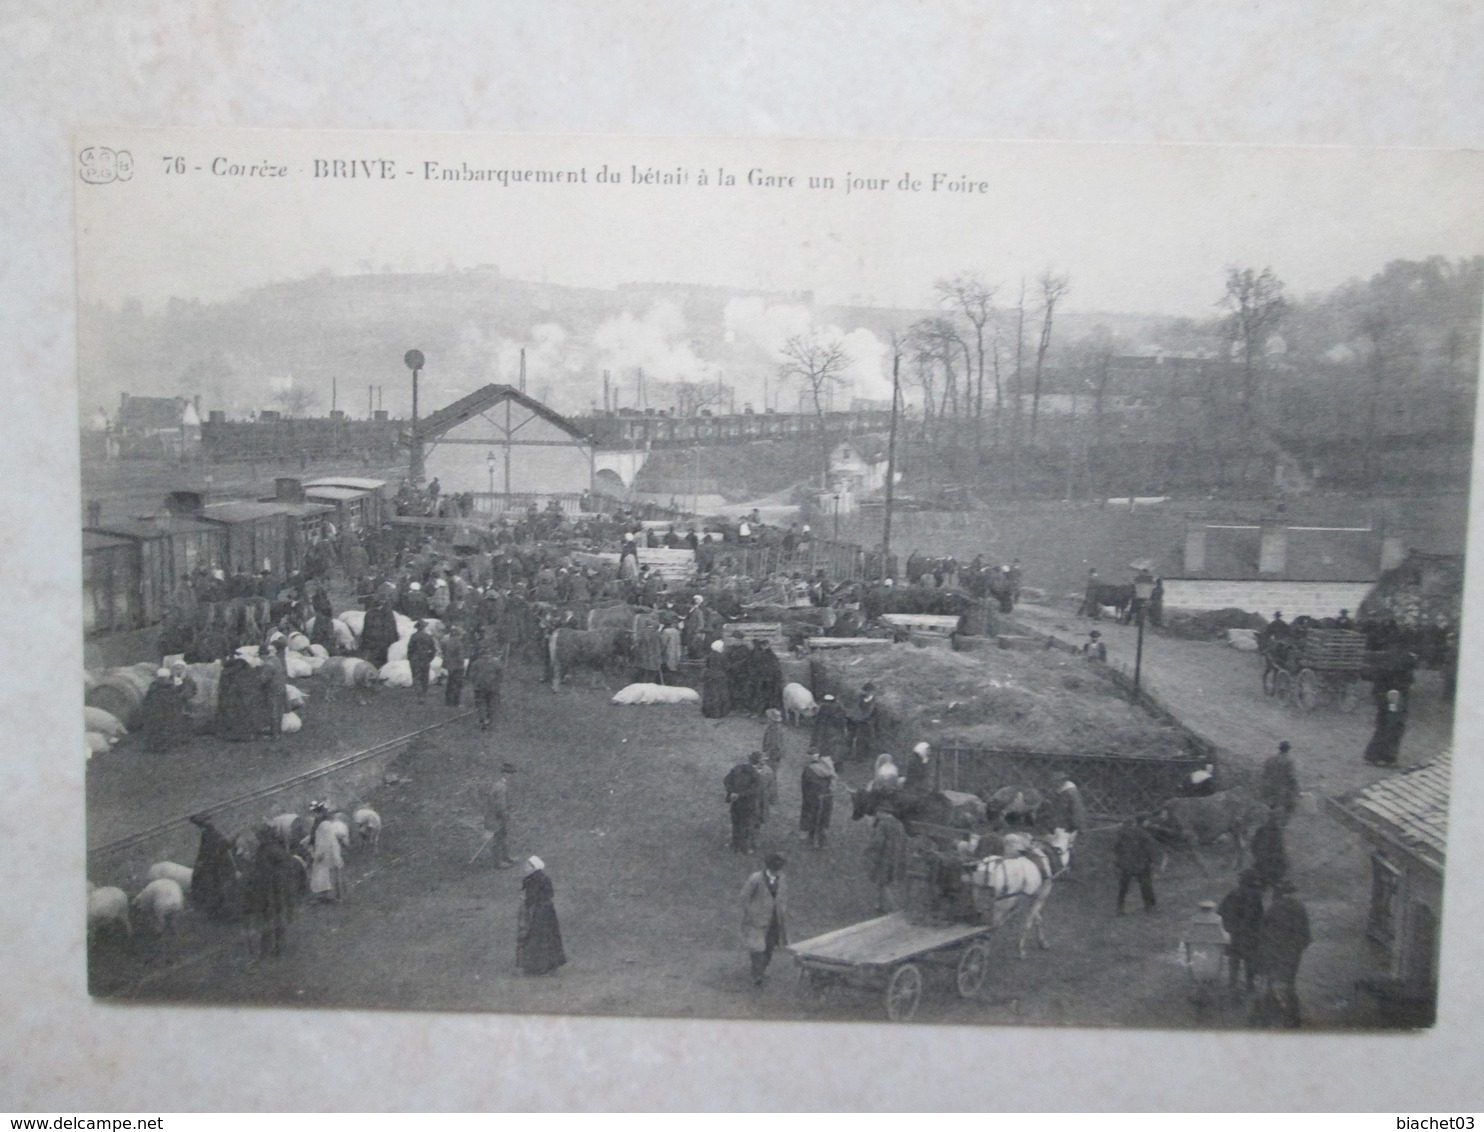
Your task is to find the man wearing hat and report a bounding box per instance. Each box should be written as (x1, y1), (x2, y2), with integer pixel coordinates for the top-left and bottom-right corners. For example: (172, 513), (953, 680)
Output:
(1257, 878), (1312, 1027)
(1082, 630), (1107, 663)
(482, 763), (519, 869)
(1050, 775), (1087, 869)
(799, 752), (837, 849)
(739, 852), (789, 986)
(724, 754), (764, 854)
(258, 641), (288, 742)
(810, 692), (850, 765)
(1219, 869), (1267, 993)
(406, 618), (438, 702)
(1260, 741), (1300, 826)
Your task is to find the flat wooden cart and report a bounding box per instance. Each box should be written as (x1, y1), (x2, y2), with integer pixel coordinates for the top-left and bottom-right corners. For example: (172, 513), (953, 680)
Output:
(787, 912), (995, 1022)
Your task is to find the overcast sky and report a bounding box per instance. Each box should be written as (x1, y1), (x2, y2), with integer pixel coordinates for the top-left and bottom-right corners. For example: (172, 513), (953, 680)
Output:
(77, 129), (1484, 318)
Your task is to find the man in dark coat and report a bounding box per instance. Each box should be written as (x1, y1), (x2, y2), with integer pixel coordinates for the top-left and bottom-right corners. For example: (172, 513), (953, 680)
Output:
(1250, 812), (1289, 889)
(406, 620), (438, 702)
(810, 694), (851, 766)
(466, 647), (505, 730)
(244, 824), (297, 959)
(723, 632), (754, 715)
(724, 756), (763, 853)
(516, 856), (567, 975)
(749, 641), (784, 717)
(215, 655), (262, 741)
(1114, 815), (1159, 914)
(360, 597), (399, 667)
(799, 752), (837, 849)
(1219, 869), (1266, 992)
(901, 741), (933, 792)
(1257, 879), (1312, 1027)
(259, 643), (288, 740)
(1259, 740), (1300, 826)
(188, 813), (241, 920)
(846, 682), (881, 761)
(400, 581), (431, 620)
(864, 807), (908, 913)
(481, 763), (519, 869)
(442, 626), (469, 707)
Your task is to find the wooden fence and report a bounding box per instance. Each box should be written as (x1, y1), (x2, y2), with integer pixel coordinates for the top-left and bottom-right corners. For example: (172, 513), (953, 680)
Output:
(933, 746), (1207, 820)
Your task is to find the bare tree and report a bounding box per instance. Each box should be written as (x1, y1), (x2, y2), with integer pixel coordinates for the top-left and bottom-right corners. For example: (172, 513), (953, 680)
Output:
(1029, 270), (1071, 440)
(935, 274), (998, 455)
(674, 379), (730, 417)
(778, 331), (851, 489)
(273, 385), (319, 418)
(1219, 266), (1287, 432)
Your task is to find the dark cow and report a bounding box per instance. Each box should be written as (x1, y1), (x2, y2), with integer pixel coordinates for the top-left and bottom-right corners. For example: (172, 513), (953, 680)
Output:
(1080, 582), (1135, 622)
(1145, 786), (1265, 872)
(547, 626), (630, 691)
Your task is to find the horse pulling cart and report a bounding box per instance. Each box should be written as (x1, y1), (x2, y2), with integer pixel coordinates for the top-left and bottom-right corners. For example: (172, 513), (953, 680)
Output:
(788, 825), (1062, 1021)
(788, 912), (995, 1022)
(1260, 626), (1367, 712)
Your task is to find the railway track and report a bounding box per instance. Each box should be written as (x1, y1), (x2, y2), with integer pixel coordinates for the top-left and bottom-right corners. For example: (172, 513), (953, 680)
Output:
(87, 711), (475, 874)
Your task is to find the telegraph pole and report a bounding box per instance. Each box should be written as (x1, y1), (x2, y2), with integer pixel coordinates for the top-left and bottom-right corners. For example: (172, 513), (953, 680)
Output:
(882, 345), (901, 581)
(404, 349), (424, 483)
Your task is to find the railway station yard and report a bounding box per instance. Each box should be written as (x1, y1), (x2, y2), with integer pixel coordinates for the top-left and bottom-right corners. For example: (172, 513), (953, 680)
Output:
(85, 632), (1413, 1030)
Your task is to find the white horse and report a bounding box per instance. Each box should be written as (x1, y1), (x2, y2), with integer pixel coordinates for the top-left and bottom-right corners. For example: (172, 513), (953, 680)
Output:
(967, 831), (1070, 958)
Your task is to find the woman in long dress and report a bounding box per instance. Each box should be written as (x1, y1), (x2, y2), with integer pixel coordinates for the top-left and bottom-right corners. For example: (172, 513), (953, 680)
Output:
(516, 856), (567, 975)
(306, 802), (346, 902)
(701, 639), (731, 719)
(1363, 688), (1408, 766)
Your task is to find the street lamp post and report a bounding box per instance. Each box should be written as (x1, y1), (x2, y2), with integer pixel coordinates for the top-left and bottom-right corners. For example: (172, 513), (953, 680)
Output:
(487, 450), (496, 517)
(832, 492), (841, 541)
(1132, 571), (1156, 696)
(404, 349), (425, 484)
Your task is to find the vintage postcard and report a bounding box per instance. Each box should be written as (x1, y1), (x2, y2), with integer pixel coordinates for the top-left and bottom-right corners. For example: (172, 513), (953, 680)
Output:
(77, 128), (1480, 1030)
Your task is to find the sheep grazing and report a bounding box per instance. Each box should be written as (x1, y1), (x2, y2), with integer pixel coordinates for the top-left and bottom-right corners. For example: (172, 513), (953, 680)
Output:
(147, 861), (193, 893)
(87, 885), (132, 939)
(132, 878), (185, 934)
(353, 807), (381, 853)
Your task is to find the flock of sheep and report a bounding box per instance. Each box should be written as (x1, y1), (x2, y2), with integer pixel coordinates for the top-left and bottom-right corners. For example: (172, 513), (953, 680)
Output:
(86, 805), (382, 944)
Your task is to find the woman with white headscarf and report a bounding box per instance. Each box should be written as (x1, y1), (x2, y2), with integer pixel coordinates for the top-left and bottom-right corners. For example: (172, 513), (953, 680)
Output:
(516, 856), (566, 975)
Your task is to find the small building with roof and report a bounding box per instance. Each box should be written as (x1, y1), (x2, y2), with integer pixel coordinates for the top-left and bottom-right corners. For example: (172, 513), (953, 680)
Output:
(1327, 753), (1449, 1023)
(412, 384), (594, 514)
(828, 434), (890, 495)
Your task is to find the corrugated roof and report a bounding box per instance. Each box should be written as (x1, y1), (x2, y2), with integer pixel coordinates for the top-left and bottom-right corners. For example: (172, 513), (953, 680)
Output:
(1335, 753), (1451, 870)
(412, 384), (590, 443)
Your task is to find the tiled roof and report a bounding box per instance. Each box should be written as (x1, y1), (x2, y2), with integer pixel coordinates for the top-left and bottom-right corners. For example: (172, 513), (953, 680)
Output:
(1335, 753), (1450, 871)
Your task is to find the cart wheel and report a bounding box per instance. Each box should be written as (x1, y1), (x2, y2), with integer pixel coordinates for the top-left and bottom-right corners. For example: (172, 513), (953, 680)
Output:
(1339, 679), (1364, 714)
(1295, 669), (1320, 711)
(956, 942), (991, 998)
(1272, 669), (1294, 706)
(885, 963), (923, 1022)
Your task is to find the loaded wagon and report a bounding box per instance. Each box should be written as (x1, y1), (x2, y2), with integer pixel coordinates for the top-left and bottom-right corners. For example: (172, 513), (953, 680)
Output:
(1261, 626), (1367, 712)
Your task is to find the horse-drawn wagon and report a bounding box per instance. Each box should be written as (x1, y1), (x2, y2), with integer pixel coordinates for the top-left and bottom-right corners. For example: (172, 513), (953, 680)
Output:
(788, 825), (1064, 1021)
(1260, 626), (1367, 712)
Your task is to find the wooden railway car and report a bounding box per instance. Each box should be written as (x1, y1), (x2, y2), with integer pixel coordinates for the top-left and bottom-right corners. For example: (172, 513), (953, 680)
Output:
(84, 514), (227, 629)
(300, 476), (389, 533)
(199, 499), (332, 576)
(82, 531), (141, 635)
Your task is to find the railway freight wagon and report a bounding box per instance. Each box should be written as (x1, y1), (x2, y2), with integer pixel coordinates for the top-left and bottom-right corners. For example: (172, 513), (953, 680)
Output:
(300, 477), (389, 533)
(83, 515), (227, 630)
(82, 531), (141, 634)
(199, 500), (332, 576)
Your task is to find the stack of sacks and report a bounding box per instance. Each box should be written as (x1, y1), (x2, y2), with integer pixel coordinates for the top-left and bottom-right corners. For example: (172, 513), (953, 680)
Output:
(611, 683), (701, 705)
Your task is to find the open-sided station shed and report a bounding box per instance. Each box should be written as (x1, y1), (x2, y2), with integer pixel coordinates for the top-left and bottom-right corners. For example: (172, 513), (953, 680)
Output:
(413, 384), (594, 514)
